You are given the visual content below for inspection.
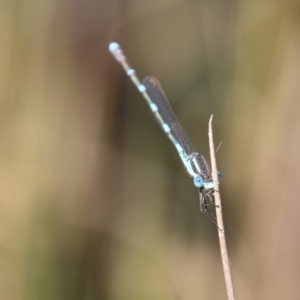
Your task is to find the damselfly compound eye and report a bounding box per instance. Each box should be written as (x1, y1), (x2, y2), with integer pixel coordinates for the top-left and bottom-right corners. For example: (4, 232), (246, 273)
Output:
(193, 175), (204, 188)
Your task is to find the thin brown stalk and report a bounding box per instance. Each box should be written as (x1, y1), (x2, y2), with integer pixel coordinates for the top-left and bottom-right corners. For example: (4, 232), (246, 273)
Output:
(208, 115), (236, 300)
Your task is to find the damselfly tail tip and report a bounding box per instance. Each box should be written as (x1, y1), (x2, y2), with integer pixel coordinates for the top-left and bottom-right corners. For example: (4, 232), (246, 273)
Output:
(109, 42), (120, 53)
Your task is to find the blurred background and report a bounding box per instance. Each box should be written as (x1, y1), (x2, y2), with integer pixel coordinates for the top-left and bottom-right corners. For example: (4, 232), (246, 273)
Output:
(1, 0), (300, 299)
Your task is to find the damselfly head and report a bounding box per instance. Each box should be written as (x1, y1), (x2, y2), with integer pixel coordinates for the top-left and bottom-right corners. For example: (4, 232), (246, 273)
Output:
(203, 181), (214, 190)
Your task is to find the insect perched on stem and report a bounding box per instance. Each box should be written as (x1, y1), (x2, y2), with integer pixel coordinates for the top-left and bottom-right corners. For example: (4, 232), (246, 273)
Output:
(109, 42), (220, 225)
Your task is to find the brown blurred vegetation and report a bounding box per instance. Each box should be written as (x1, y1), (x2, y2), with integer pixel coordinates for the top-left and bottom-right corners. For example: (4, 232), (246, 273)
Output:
(1, 0), (300, 299)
